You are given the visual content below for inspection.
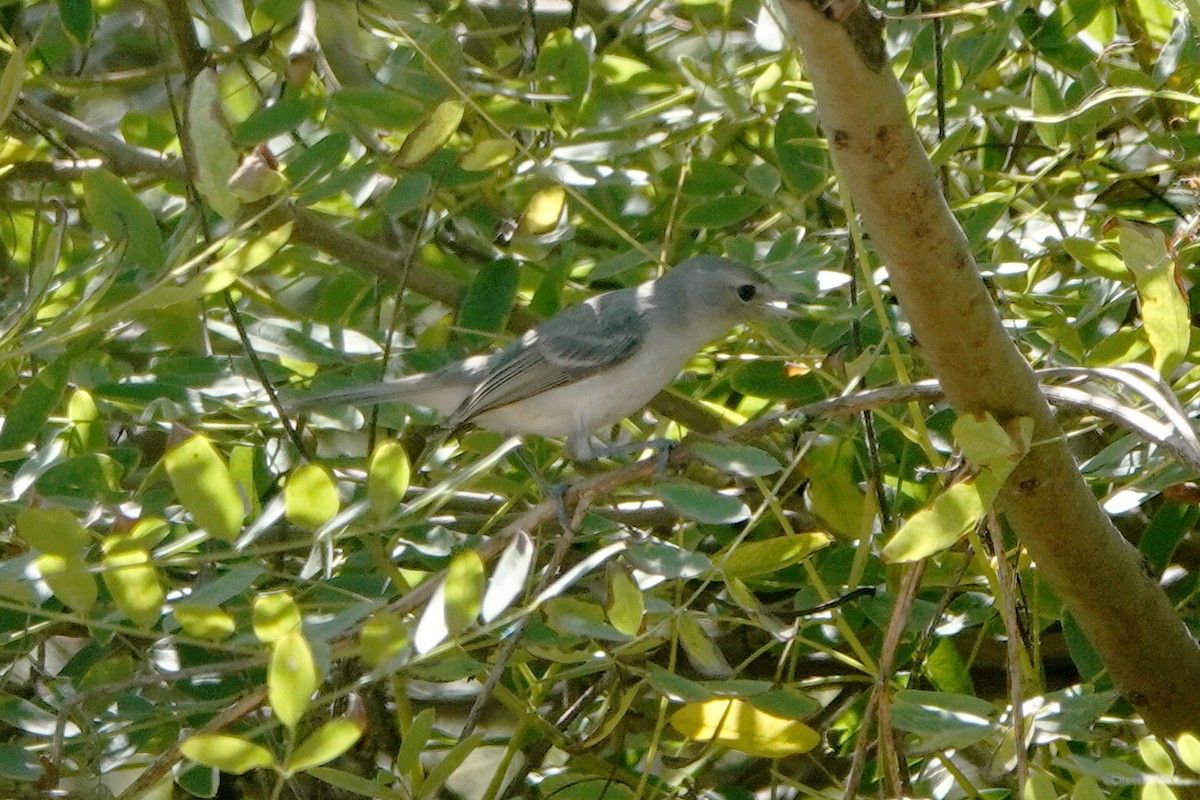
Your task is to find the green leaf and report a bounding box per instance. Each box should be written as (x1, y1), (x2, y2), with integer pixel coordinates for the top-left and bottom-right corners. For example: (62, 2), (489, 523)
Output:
(0, 359), (70, 451)
(882, 479), (988, 562)
(360, 611), (409, 667)
(269, 629), (318, 730)
(308, 766), (407, 800)
(188, 68), (239, 219)
(717, 533), (832, 578)
(367, 442), (410, 518)
(537, 28), (591, 112)
(253, 592), (302, 642)
(34, 552), (98, 614)
(691, 442), (782, 477)
(1064, 237), (1128, 281)
(81, 170), (164, 270)
(0, 743), (41, 781)
(1117, 221), (1189, 376)
(681, 196), (763, 229)
(1031, 71), (1066, 148)
(285, 463), (340, 530)
(233, 96), (317, 145)
(658, 480), (749, 525)
(459, 139), (516, 172)
(180, 734), (275, 775)
(382, 172), (434, 216)
(1072, 775), (1106, 800)
(516, 186), (566, 235)
(1026, 770), (1059, 800)
(605, 567), (644, 637)
(15, 507), (89, 555)
(0, 47), (27, 131)
(805, 442), (872, 539)
(57, 0), (95, 45)
(395, 707), (436, 775)
(677, 614), (730, 677)
(164, 433), (244, 542)
(1142, 782), (1178, 800)
(285, 718), (364, 775)
(414, 730), (486, 800)
(458, 260), (519, 343)
(443, 550), (484, 635)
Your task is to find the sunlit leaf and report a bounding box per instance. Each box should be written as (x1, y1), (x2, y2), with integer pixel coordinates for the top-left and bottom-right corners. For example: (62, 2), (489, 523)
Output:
(101, 548), (164, 629)
(1118, 221), (1189, 376)
(605, 566), (644, 637)
(285, 718), (364, 775)
(360, 612), (409, 667)
(164, 433), (244, 542)
(882, 478), (990, 563)
(285, 463), (340, 531)
(269, 629), (318, 729)
(717, 533), (832, 578)
(677, 614), (730, 677)
(805, 443), (871, 539)
(174, 605), (236, 641)
(481, 530), (533, 623)
(180, 734), (274, 775)
(669, 698), (820, 756)
(459, 139), (516, 171)
(394, 100), (464, 169)
(516, 186), (566, 235)
(81, 170), (164, 270)
(367, 442), (410, 518)
(691, 442), (783, 477)
(254, 592), (302, 642)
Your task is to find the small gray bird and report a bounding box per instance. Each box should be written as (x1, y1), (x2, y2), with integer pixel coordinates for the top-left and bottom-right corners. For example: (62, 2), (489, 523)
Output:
(297, 255), (791, 459)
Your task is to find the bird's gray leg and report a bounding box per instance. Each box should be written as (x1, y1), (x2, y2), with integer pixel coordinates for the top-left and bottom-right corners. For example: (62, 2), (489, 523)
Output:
(574, 436), (678, 476)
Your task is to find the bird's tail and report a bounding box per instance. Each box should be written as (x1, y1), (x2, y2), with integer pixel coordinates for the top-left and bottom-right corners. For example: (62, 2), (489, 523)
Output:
(286, 373), (467, 417)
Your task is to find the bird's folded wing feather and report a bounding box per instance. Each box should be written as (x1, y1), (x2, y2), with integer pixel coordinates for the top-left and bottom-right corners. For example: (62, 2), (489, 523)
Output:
(448, 296), (646, 425)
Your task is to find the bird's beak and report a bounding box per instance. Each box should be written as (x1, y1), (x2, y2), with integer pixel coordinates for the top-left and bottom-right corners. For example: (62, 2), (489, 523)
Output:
(761, 287), (799, 319)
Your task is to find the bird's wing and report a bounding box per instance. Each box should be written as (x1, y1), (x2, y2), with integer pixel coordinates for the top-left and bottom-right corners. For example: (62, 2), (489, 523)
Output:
(447, 293), (646, 425)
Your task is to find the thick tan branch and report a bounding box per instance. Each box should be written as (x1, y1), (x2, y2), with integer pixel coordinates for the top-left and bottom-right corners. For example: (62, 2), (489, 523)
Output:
(781, 0), (1200, 737)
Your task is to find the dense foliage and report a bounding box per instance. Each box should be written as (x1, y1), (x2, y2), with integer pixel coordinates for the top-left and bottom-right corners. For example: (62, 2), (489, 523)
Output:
(0, 0), (1198, 798)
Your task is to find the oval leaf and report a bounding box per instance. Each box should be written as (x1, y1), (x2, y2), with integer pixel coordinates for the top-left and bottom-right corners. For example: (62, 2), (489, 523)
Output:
(164, 433), (244, 542)
(285, 463), (340, 531)
(394, 100), (464, 169)
(269, 629), (318, 730)
(102, 548), (164, 629)
(286, 718), (364, 775)
(882, 480), (987, 563)
(658, 480), (749, 525)
(669, 698), (820, 757)
(254, 592), (302, 642)
(174, 605), (236, 641)
(367, 442), (410, 518)
(692, 442), (783, 478)
(516, 185), (566, 235)
(605, 566), (644, 637)
(719, 533), (833, 579)
(181, 734), (274, 775)
(443, 550), (484, 635)
(481, 530), (533, 623)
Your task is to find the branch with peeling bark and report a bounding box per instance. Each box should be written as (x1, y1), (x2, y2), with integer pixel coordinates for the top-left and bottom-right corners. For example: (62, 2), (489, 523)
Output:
(781, 0), (1200, 742)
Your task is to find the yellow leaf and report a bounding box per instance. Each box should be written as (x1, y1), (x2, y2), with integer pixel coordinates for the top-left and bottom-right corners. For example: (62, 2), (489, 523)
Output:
(102, 548), (164, 629)
(669, 698), (820, 757)
(174, 605), (235, 640)
(270, 629), (318, 730)
(367, 442), (410, 518)
(517, 185), (566, 235)
(164, 433), (244, 542)
(395, 100), (464, 169)
(285, 463), (340, 531)
(181, 733), (274, 774)
(254, 591), (302, 642)
(459, 139), (517, 172)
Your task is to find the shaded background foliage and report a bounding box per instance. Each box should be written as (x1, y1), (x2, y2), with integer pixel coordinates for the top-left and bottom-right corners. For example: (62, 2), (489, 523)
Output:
(0, 0), (1199, 797)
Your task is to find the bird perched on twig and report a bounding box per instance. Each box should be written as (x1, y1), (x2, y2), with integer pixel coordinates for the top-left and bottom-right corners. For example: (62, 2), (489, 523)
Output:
(293, 255), (793, 459)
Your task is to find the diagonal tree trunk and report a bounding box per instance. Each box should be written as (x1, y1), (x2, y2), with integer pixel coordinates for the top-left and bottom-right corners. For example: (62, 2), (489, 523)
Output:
(780, 0), (1200, 737)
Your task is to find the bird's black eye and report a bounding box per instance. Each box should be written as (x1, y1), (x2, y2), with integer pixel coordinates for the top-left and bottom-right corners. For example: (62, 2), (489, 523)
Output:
(736, 284), (757, 302)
